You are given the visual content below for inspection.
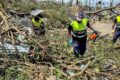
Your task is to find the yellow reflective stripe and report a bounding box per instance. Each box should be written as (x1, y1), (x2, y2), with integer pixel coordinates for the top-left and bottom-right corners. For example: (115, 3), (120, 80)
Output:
(116, 16), (120, 23)
(32, 18), (43, 27)
(70, 18), (88, 31)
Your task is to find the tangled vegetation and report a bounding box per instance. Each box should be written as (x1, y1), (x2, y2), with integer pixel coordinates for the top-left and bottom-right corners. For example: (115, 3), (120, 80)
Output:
(0, 0), (120, 80)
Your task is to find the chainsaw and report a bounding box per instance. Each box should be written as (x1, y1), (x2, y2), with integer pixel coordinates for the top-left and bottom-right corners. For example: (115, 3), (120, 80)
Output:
(88, 32), (109, 42)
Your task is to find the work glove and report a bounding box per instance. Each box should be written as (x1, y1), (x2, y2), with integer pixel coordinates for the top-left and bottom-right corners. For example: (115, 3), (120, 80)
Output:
(67, 38), (73, 46)
(111, 29), (115, 35)
(111, 29), (114, 33)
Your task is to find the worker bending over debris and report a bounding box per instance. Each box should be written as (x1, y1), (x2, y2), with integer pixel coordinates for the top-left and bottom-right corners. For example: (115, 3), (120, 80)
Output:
(31, 11), (45, 36)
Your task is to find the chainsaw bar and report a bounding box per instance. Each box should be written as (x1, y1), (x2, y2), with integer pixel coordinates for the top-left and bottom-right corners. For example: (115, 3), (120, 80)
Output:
(88, 34), (109, 42)
(94, 34), (109, 42)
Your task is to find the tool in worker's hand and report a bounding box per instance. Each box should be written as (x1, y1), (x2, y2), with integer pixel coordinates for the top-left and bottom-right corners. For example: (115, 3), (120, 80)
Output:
(88, 32), (100, 42)
(89, 32), (98, 41)
(88, 31), (110, 42)
(96, 34), (109, 41)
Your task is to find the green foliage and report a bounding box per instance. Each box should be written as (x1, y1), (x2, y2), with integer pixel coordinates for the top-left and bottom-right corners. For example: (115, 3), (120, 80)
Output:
(0, 0), (5, 8)
(8, 1), (37, 12)
(3, 65), (32, 80)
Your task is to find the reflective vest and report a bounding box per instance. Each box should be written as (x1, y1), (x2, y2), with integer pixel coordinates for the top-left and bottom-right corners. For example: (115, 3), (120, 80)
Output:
(116, 16), (120, 23)
(70, 18), (88, 31)
(116, 16), (120, 28)
(32, 18), (43, 27)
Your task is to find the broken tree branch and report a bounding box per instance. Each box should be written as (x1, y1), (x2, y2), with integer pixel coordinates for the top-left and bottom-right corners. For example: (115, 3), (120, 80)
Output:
(60, 64), (81, 71)
(72, 56), (95, 66)
(10, 31), (19, 54)
(54, 68), (68, 77)
(0, 11), (9, 31)
(86, 69), (120, 80)
(68, 61), (92, 79)
(85, 4), (120, 14)
(0, 58), (35, 67)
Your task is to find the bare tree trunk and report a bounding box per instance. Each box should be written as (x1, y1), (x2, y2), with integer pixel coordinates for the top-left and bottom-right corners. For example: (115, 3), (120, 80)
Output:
(76, 0), (79, 5)
(85, 0), (88, 11)
(69, 0), (73, 6)
(89, 0), (91, 11)
(110, 0), (113, 7)
(95, 0), (98, 11)
(62, 0), (64, 5)
(100, 0), (102, 9)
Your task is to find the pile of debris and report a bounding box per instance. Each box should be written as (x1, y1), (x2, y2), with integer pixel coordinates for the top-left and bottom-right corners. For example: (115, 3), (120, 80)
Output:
(0, 5), (120, 80)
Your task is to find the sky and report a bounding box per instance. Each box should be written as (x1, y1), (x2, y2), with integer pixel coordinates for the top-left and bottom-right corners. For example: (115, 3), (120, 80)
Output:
(56, 0), (120, 7)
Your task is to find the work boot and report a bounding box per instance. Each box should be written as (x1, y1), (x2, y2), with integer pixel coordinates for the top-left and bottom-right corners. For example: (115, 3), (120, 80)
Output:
(74, 53), (79, 58)
(80, 54), (84, 58)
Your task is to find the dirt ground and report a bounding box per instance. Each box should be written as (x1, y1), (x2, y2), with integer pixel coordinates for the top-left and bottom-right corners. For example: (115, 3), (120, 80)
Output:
(92, 21), (112, 35)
